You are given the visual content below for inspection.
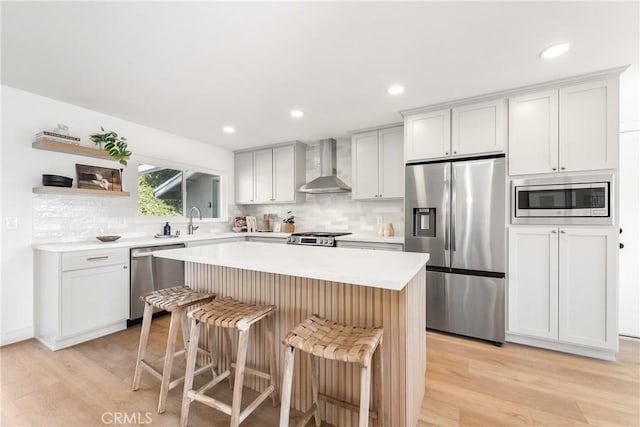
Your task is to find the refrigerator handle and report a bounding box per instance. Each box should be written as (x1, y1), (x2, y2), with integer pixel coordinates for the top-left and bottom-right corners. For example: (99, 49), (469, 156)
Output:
(444, 167), (450, 252)
(451, 165), (456, 253)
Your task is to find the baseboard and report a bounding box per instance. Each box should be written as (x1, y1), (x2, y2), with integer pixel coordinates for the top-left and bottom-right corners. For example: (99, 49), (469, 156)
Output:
(506, 333), (617, 361)
(0, 326), (34, 346)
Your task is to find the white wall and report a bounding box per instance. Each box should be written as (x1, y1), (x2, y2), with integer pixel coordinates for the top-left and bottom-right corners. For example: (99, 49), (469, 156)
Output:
(0, 85), (235, 345)
(619, 127), (640, 338)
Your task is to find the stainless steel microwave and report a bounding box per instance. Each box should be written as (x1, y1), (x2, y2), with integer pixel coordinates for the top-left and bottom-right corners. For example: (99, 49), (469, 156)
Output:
(512, 174), (613, 225)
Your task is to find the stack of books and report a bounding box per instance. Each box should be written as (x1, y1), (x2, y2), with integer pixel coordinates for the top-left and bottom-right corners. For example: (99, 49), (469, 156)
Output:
(35, 130), (80, 145)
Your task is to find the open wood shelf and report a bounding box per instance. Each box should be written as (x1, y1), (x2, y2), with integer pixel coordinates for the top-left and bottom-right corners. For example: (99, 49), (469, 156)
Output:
(32, 139), (130, 162)
(33, 187), (130, 197)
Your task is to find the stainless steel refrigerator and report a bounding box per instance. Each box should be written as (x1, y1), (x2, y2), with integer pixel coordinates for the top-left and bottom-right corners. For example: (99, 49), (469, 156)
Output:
(405, 155), (506, 344)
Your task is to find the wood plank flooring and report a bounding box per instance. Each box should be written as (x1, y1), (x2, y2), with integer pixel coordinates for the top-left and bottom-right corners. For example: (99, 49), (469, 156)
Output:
(1, 316), (638, 426)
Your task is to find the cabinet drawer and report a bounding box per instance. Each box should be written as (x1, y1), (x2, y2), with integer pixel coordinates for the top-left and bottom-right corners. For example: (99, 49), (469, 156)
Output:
(62, 248), (128, 271)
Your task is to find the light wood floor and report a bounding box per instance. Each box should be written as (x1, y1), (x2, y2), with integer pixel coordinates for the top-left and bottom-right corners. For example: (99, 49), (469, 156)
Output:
(1, 316), (638, 426)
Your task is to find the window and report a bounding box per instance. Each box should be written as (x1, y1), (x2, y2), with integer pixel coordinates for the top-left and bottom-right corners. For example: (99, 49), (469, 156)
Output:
(138, 164), (222, 219)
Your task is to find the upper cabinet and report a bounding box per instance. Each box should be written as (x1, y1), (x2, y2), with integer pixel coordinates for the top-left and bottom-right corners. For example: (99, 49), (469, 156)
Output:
(404, 99), (506, 163)
(405, 109), (450, 162)
(451, 99), (506, 157)
(509, 90), (559, 175)
(509, 78), (618, 176)
(234, 142), (305, 205)
(559, 78), (618, 172)
(352, 125), (404, 200)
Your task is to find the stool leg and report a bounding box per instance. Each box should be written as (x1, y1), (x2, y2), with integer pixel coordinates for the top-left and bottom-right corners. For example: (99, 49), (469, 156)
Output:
(223, 328), (234, 389)
(208, 325), (218, 377)
(230, 329), (249, 427)
(266, 314), (279, 407)
(374, 341), (384, 427)
(309, 354), (321, 427)
(158, 310), (181, 413)
(359, 364), (372, 427)
(180, 318), (200, 427)
(279, 346), (295, 427)
(132, 302), (153, 391)
(180, 310), (190, 350)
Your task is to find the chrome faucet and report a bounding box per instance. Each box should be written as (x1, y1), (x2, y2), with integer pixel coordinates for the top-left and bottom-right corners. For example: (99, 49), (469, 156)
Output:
(188, 206), (202, 235)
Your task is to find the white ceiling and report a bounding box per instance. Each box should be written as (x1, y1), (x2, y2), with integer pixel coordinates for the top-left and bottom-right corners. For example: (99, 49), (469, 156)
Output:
(2, 2), (638, 150)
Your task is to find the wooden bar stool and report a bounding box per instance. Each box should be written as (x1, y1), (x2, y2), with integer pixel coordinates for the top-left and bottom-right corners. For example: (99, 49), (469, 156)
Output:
(132, 286), (215, 413)
(180, 297), (278, 427)
(279, 315), (384, 427)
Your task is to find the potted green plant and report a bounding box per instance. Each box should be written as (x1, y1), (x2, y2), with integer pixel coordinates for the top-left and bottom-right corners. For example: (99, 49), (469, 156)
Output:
(89, 127), (132, 166)
(282, 210), (295, 233)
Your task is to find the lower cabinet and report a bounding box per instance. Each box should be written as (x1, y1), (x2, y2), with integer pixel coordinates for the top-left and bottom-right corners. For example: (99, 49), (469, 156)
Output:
(35, 247), (129, 350)
(508, 226), (618, 357)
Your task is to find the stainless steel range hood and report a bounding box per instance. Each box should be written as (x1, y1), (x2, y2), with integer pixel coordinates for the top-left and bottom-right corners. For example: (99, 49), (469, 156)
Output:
(297, 139), (351, 194)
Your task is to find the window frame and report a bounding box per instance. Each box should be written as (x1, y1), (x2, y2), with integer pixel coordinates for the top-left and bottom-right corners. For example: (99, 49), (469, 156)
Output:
(133, 155), (228, 224)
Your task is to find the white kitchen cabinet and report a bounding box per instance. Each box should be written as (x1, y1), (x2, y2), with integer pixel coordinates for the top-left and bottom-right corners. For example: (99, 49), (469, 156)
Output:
(234, 142), (305, 204)
(35, 247), (129, 350)
(452, 99), (506, 157)
(559, 78), (618, 172)
(508, 226), (618, 356)
(508, 227), (558, 340)
(558, 228), (618, 349)
(61, 264), (128, 337)
(405, 109), (450, 162)
(253, 148), (274, 203)
(508, 90), (559, 175)
(273, 145), (296, 202)
(235, 151), (254, 204)
(509, 78), (618, 176)
(352, 126), (403, 200)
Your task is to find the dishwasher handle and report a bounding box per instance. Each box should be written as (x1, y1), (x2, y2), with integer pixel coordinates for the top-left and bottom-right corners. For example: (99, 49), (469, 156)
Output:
(131, 251), (154, 258)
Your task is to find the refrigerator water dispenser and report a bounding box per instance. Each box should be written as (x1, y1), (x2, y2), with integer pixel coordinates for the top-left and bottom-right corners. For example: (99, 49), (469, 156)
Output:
(413, 208), (436, 237)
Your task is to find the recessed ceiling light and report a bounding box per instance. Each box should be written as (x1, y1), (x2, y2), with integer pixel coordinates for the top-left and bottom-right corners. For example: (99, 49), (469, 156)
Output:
(222, 126), (235, 134)
(540, 43), (571, 59)
(388, 85), (405, 95)
(290, 110), (304, 118)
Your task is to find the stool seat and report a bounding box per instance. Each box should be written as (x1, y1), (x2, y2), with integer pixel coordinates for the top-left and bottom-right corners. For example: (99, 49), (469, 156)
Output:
(189, 297), (276, 331)
(141, 285), (214, 312)
(283, 315), (383, 366)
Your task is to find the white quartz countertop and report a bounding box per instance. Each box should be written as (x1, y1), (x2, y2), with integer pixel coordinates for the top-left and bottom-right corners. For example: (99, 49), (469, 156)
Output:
(335, 234), (404, 244)
(155, 241), (428, 291)
(32, 232), (290, 252)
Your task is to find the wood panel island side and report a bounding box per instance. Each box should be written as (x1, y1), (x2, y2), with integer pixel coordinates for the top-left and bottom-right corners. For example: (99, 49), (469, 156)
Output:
(155, 241), (428, 426)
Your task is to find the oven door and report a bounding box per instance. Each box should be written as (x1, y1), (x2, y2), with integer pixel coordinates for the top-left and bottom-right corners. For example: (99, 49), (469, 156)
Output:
(513, 182), (610, 224)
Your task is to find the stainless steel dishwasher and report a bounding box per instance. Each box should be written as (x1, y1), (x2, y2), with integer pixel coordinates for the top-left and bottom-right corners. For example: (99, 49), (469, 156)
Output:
(130, 243), (185, 322)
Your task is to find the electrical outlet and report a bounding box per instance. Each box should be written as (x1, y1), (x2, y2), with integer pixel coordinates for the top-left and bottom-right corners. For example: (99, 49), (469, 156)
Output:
(5, 217), (18, 229)
(376, 216), (383, 225)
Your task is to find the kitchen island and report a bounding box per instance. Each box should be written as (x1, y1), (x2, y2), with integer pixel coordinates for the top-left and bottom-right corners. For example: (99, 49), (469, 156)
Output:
(155, 241), (428, 426)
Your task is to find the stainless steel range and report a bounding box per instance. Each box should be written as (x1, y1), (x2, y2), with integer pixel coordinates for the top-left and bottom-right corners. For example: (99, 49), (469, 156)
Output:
(286, 232), (352, 247)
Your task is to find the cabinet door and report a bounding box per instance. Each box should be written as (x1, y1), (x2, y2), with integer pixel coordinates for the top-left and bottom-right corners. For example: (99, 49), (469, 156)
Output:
(405, 109), (451, 162)
(559, 78), (618, 172)
(558, 228), (618, 349)
(508, 90), (559, 175)
(61, 264), (129, 337)
(273, 145), (296, 202)
(379, 126), (404, 199)
(452, 99), (506, 156)
(352, 131), (380, 200)
(253, 148), (274, 203)
(508, 227), (559, 339)
(235, 152), (254, 204)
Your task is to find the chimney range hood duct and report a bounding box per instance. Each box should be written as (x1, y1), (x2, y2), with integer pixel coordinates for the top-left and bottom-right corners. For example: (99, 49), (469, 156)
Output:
(296, 139), (351, 194)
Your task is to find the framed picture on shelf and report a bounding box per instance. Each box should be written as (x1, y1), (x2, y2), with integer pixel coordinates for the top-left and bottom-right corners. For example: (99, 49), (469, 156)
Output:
(75, 164), (122, 192)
